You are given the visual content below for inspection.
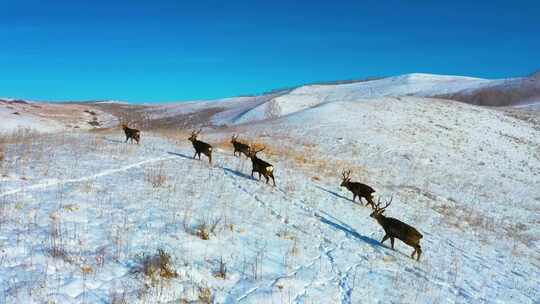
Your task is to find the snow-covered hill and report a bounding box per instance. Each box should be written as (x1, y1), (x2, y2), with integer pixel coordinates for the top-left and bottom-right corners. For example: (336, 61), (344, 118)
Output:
(116, 73), (537, 128)
(0, 73), (539, 303)
(0, 99), (118, 133)
(2, 73), (538, 134)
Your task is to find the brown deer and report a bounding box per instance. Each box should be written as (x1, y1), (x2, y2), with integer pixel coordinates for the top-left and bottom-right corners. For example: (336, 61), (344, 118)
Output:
(188, 129), (213, 164)
(248, 146), (275, 186)
(121, 123), (140, 144)
(231, 134), (250, 158)
(340, 170), (376, 208)
(370, 197), (423, 261)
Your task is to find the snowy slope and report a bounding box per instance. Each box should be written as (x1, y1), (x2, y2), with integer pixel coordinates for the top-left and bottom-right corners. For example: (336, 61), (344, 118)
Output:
(232, 74), (502, 124)
(1, 73), (539, 303)
(0, 99), (117, 133)
(140, 73), (526, 126)
(0, 104), (63, 132)
(0, 94), (538, 303)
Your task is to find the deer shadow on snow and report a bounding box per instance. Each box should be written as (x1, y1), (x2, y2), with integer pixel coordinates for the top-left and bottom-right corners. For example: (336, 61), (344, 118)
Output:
(314, 184), (361, 205)
(221, 167), (257, 181)
(167, 151), (194, 160)
(315, 210), (383, 249)
(103, 138), (126, 144)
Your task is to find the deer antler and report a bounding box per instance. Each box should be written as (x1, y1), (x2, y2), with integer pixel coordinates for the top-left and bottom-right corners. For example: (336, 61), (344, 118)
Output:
(253, 146), (265, 154)
(341, 170), (351, 180)
(374, 196), (392, 212)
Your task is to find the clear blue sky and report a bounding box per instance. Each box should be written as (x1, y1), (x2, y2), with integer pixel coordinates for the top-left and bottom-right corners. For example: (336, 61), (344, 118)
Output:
(1, 0), (538, 103)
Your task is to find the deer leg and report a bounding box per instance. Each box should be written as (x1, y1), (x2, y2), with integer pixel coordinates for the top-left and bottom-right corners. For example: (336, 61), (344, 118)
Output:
(352, 194), (356, 202)
(415, 245), (422, 261)
(366, 196), (374, 208)
(390, 237), (395, 250)
(208, 154), (212, 164)
(381, 234), (390, 244)
(264, 175), (269, 184)
(271, 174), (276, 186)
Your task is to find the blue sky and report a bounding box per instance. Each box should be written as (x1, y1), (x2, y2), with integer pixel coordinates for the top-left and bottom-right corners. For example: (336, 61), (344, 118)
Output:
(0, 0), (538, 102)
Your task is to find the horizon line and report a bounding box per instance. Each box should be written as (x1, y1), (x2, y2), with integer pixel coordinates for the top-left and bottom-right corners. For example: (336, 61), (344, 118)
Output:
(0, 71), (531, 104)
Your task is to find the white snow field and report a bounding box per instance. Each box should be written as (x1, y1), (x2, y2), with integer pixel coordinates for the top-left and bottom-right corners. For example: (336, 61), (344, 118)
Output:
(0, 74), (539, 303)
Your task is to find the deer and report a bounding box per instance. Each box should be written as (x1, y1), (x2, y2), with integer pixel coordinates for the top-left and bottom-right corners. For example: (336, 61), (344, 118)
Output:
(248, 146), (275, 186)
(231, 134), (251, 158)
(121, 123), (141, 144)
(188, 129), (213, 164)
(370, 196), (423, 261)
(340, 170), (376, 208)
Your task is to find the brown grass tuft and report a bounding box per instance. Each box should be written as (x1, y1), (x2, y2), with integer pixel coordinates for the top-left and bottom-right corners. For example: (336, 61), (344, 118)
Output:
(133, 248), (179, 283)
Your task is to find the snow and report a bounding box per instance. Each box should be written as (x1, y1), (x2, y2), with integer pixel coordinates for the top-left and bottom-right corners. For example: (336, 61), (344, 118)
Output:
(1, 93), (539, 303)
(0, 104), (64, 133)
(211, 74), (506, 125)
(0, 73), (538, 303)
(93, 100), (130, 105)
(0, 100), (118, 133)
(68, 73), (527, 128)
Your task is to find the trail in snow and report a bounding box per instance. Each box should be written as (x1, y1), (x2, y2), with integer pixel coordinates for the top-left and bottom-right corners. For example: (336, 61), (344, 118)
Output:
(0, 155), (177, 198)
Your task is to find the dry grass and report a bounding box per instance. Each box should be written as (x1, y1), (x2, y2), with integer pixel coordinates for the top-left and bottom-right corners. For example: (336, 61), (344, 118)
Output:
(193, 217), (221, 240)
(432, 199), (534, 245)
(46, 212), (72, 263)
(145, 162), (168, 188)
(132, 248), (179, 283)
(207, 130), (370, 184)
(197, 283), (214, 304)
(213, 256), (228, 279)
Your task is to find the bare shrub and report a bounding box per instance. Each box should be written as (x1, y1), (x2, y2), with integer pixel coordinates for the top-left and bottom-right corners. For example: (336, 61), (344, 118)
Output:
(192, 217), (221, 240)
(132, 248), (178, 284)
(109, 286), (129, 304)
(213, 256), (228, 279)
(145, 162), (168, 188)
(47, 212), (71, 263)
(197, 283), (214, 304)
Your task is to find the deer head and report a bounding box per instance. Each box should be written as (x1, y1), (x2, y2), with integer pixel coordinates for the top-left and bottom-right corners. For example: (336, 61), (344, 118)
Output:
(370, 196), (392, 218)
(340, 170), (352, 187)
(189, 129), (201, 142)
(231, 134), (238, 144)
